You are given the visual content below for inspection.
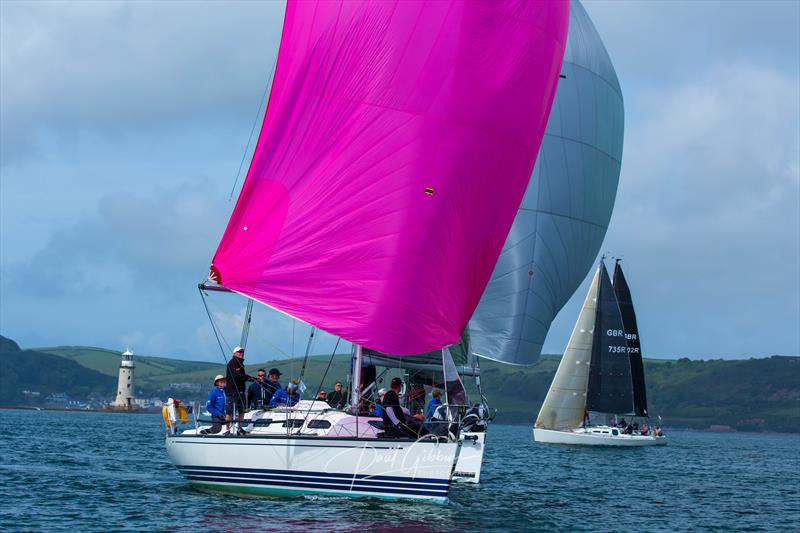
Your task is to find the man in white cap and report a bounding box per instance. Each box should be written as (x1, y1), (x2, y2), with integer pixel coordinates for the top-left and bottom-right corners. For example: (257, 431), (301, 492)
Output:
(225, 346), (254, 434)
(201, 374), (227, 434)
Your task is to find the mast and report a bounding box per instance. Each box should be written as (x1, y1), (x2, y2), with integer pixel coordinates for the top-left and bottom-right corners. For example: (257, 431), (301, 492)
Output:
(585, 261), (635, 416)
(613, 260), (648, 417)
(349, 344), (363, 412)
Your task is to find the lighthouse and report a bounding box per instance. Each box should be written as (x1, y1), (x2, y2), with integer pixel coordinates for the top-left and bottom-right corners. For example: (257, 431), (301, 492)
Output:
(113, 348), (136, 410)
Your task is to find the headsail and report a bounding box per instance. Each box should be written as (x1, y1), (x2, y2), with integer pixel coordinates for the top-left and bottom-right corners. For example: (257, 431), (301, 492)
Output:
(613, 260), (648, 416)
(470, 0), (624, 365)
(535, 267), (599, 430)
(211, 0), (570, 355)
(585, 262), (634, 415)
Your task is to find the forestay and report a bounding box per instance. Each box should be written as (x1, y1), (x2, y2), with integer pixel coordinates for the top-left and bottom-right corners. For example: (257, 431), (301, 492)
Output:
(209, 0), (569, 355)
(470, 0), (624, 365)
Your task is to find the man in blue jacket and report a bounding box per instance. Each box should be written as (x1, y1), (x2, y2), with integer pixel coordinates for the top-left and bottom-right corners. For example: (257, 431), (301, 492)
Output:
(201, 374), (227, 434)
(270, 380), (300, 408)
(247, 369), (269, 411)
(425, 389), (442, 421)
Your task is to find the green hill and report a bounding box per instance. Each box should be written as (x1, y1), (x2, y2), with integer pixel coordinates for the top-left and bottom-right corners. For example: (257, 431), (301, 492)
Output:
(476, 354), (800, 433)
(0, 337), (116, 404)
(8, 336), (799, 432)
(37, 345), (220, 389)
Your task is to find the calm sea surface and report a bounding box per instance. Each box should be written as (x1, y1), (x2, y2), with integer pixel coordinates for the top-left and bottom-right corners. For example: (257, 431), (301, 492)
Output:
(1, 410), (798, 532)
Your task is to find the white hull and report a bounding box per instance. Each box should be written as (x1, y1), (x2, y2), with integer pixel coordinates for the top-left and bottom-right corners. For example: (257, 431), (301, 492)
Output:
(453, 431), (486, 484)
(166, 402), (460, 502)
(533, 427), (667, 447)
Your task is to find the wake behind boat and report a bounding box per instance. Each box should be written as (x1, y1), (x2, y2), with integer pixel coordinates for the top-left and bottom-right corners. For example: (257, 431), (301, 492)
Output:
(533, 260), (666, 447)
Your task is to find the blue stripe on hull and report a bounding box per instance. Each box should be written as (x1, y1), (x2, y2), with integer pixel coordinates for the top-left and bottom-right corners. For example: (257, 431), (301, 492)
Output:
(176, 464), (448, 486)
(179, 469), (443, 492)
(184, 474), (447, 498)
(173, 464), (451, 501)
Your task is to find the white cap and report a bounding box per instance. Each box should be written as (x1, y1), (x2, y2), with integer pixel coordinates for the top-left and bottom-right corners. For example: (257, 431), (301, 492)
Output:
(378, 388), (387, 396)
(233, 346), (244, 354)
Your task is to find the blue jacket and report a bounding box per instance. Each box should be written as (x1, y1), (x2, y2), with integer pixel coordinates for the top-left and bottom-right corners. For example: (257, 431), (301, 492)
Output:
(270, 388), (299, 408)
(206, 387), (227, 418)
(248, 381), (279, 410)
(425, 397), (441, 421)
(374, 403), (384, 417)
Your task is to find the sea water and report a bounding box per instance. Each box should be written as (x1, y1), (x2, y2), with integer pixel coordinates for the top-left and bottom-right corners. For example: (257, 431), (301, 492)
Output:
(1, 410), (797, 532)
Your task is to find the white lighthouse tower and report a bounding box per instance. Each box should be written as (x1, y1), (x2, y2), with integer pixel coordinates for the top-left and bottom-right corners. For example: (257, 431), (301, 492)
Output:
(113, 348), (136, 410)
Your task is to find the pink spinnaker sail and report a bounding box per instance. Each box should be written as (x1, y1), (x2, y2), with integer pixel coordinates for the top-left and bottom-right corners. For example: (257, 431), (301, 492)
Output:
(212, 0), (569, 355)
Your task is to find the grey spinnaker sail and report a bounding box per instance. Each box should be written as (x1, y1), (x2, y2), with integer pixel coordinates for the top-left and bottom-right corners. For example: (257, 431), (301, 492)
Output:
(469, 0), (624, 365)
(613, 260), (648, 416)
(585, 262), (634, 415)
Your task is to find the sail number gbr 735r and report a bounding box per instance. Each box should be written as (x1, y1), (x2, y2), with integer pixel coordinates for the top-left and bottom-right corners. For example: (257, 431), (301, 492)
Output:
(608, 345), (640, 354)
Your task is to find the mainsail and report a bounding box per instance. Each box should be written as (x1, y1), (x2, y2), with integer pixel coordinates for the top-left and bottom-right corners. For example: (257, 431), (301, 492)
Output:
(613, 260), (648, 416)
(585, 262), (634, 415)
(535, 267), (599, 430)
(470, 0), (624, 365)
(210, 0), (570, 355)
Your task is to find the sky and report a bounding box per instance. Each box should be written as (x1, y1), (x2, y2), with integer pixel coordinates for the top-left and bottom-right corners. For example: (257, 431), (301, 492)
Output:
(1, 0), (798, 362)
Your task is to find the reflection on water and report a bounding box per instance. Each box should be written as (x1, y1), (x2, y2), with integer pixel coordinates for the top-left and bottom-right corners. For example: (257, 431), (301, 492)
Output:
(1, 410), (798, 532)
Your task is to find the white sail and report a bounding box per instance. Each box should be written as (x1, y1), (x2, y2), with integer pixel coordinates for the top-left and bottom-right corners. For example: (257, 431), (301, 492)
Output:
(535, 267), (600, 430)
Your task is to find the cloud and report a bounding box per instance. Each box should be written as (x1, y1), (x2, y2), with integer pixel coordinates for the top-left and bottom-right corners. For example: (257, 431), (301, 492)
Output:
(0, 0), (285, 165)
(544, 61), (800, 357)
(584, 0), (800, 85)
(7, 181), (229, 300)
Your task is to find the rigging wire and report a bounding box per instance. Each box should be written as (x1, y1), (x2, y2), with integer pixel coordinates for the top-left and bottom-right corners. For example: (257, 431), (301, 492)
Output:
(204, 295), (291, 359)
(298, 327), (317, 391)
(199, 289), (233, 357)
(299, 337), (341, 427)
(228, 56), (279, 201)
(199, 288), (246, 423)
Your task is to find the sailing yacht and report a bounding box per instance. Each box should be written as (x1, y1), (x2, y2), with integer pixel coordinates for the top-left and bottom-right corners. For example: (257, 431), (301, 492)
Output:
(164, 0), (570, 502)
(533, 260), (666, 446)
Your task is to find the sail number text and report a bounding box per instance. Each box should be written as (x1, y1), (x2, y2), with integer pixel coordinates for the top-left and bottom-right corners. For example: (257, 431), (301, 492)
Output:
(606, 329), (638, 341)
(608, 345), (640, 354)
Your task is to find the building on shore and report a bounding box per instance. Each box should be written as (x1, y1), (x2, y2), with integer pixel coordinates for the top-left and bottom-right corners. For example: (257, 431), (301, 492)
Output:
(110, 349), (136, 410)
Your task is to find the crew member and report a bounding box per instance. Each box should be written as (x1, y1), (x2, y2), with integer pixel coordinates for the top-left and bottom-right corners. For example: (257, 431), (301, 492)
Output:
(425, 389), (442, 421)
(264, 368), (282, 406)
(246, 369), (269, 410)
(225, 346), (254, 434)
(374, 388), (387, 417)
(270, 380), (301, 408)
(381, 378), (424, 438)
(408, 383), (426, 415)
(327, 382), (346, 409)
(201, 374), (226, 434)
